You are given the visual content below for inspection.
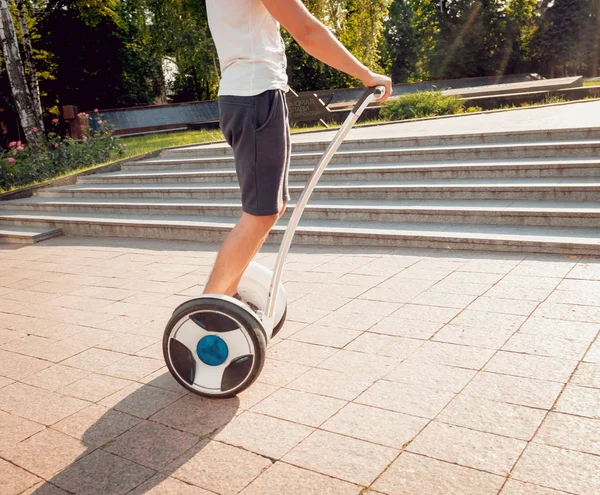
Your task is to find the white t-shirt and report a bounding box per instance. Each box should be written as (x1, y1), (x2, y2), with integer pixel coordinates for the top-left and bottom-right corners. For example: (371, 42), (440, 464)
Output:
(206, 0), (289, 96)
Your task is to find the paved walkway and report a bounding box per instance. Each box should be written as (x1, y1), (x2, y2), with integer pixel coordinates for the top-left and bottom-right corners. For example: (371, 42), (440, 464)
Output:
(1, 237), (599, 494)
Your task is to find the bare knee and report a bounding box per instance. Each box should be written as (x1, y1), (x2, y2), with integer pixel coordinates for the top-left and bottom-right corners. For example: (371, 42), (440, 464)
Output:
(242, 211), (279, 234)
(278, 202), (287, 218)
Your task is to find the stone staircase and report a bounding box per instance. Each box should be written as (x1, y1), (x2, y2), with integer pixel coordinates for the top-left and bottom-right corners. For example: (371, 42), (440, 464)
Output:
(0, 126), (599, 254)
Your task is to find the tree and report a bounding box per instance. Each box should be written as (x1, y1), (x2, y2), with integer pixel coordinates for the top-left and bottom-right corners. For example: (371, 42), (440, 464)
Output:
(0, 0), (44, 149)
(383, 0), (418, 82)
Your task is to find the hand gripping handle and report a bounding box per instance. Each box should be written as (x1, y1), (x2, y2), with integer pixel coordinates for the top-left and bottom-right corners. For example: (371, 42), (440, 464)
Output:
(351, 86), (387, 115)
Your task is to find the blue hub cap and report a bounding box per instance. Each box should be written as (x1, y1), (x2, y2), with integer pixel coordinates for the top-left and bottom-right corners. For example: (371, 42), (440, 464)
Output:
(196, 335), (229, 366)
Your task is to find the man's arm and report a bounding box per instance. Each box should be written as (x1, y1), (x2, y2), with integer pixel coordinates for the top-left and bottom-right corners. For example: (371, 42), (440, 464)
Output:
(262, 0), (392, 101)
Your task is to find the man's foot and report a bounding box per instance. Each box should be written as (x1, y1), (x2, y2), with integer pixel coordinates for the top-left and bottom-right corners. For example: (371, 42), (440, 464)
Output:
(233, 293), (259, 312)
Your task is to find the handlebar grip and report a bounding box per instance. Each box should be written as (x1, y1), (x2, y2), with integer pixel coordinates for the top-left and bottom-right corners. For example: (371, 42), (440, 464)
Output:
(351, 85), (387, 114)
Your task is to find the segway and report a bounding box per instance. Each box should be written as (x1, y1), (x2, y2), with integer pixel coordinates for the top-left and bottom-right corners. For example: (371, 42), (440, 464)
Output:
(163, 86), (386, 398)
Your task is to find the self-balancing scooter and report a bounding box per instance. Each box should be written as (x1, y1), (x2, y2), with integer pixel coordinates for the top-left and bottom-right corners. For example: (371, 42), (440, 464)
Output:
(163, 86), (386, 398)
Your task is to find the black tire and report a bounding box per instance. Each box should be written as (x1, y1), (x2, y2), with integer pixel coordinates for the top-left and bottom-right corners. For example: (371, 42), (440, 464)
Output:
(271, 305), (288, 338)
(163, 297), (267, 399)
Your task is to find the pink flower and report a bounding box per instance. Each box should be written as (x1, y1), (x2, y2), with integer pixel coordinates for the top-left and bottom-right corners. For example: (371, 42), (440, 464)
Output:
(16, 146), (24, 152)
(54, 143), (60, 148)
(97, 120), (103, 125)
(32, 127), (38, 132)
(94, 109), (99, 113)
(80, 125), (85, 130)
(52, 118), (59, 124)
(17, 141), (22, 147)
(82, 136), (88, 141)
(8, 141), (16, 148)
(7, 157), (16, 163)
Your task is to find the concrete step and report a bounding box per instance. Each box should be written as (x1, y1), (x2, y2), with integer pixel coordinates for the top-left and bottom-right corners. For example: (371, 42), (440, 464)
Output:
(0, 210), (598, 255)
(4, 198), (600, 228)
(35, 178), (600, 201)
(129, 140), (600, 170)
(165, 127), (600, 158)
(93, 158), (600, 184)
(0, 225), (62, 244)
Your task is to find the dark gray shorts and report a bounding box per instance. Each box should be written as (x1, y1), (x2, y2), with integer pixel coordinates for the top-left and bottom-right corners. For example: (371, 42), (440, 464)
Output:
(219, 90), (291, 217)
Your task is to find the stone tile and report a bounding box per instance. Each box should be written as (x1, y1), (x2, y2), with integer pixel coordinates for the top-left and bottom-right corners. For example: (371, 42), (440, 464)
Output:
(268, 340), (337, 367)
(104, 421), (198, 470)
(468, 296), (538, 316)
(165, 440), (271, 495)
(127, 474), (213, 495)
(286, 303), (330, 324)
(463, 371), (563, 409)
(0, 327), (26, 345)
(503, 333), (590, 360)
(52, 449), (155, 495)
(292, 292), (353, 311)
(97, 334), (158, 354)
(533, 302), (600, 323)
(318, 349), (397, 380)
(240, 461), (361, 495)
(21, 365), (88, 392)
(3, 428), (87, 479)
(284, 430), (398, 486)
(571, 362), (600, 389)
(0, 458), (41, 495)
(410, 291), (477, 309)
(52, 404), (141, 448)
(512, 261), (574, 278)
(255, 358), (310, 387)
(408, 421), (526, 476)
(252, 388), (345, 427)
(438, 394), (546, 440)
(517, 317), (599, 341)
(369, 316), (443, 340)
(340, 298), (401, 317)
(0, 376), (11, 389)
(585, 338), (600, 363)
(62, 348), (125, 372)
(485, 285), (553, 302)
(0, 349), (51, 380)
(99, 383), (184, 420)
(372, 452), (504, 495)
(385, 359), (477, 393)
(434, 324), (514, 349)
(390, 304), (461, 324)
(135, 342), (164, 360)
(232, 381), (279, 411)
(61, 373), (133, 402)
(321, 402), (427, 449)
(0, 382), (88, 426)
(431, 280), (492, 297)
(19, 481), (71, 495)
(99, 355), (164, 381)
(512, 443), (600, 494)
(0, 410), (45, 452)
(138, 369), (186, 393)
(356, 380), (455, 419)
(450, 310), (527, 332)
(1, 335), (89, 363)
(358, 286), (419, 304)
(344, 333), (423, 359)
(568, 262), (600, 280)
(287, 367), (374, 400)
(317, 309), (383, 331)
(214, 411), (313, 459)
(535, 412), (600, 456)
(408, 341), (496, 370)
(289, 324), (362, 348)
(555, 385), (600, 419)
(483, 351), (578, 383)
(501, 480), (570, 494)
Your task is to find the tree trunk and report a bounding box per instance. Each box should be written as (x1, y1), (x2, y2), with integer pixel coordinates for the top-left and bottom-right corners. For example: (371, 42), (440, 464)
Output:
(15, 0), (43, 129)
(0, 0), (44, 150)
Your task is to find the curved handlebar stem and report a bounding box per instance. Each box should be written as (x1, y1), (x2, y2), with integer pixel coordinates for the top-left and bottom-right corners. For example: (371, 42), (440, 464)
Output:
(264, 86), (387, 322)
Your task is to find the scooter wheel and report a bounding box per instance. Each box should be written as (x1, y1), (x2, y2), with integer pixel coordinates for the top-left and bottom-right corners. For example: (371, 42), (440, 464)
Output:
(163, 296), (267, 398)
(272, 305), (287, 338)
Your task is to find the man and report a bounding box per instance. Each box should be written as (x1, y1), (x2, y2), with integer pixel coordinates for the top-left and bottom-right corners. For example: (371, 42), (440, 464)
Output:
(203, 0), (392, 297)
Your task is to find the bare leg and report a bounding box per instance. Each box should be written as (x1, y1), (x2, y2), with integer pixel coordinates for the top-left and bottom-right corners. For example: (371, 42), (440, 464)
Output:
(204, 204), (286, 296)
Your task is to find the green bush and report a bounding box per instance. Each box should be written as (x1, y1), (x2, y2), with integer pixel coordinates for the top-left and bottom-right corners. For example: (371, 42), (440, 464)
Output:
(380, 91), (466, 120)
(0, 113), (124, 193)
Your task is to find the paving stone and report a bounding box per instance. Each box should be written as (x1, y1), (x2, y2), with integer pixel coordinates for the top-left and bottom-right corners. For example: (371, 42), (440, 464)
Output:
(283, 430), (398, 486)
(21, 364), (88, 392)
(268, 340), (337, 367)
(503, 332), (590, 360)
(407, 421), (526, 476)
(385, 359), (477, 393)
(2, 428), (88, 479)
(438, 394), (546, 440)
(126, 474), (213, 495)
(571, 362), (600, 389)
(467, 296), (538, 316)
(0, 349), (51, 380)
(99, 382), (184, 420)
(0, 327), (26, 345)
(341, 298), (401, 316)
(535, 412), (600, 456)
(372, 452), (504, 495)
(463, 371), (563, 409)
(483, 351), (578, 383)
(104, 421), (198, 470)
(138, 369), (187, 393)
(61, 373), (133, 402)
(0, 410), (45, 453)
(96, 334), (158, 354)
(408, 341), (496, 370)
(289, 324), (362, 348)
(585, 339), (600, 363)
(255, 358), (310, 387)
(61, 348), (126, 372)
(500, 480), (570, 494)
(0, 382), (88, 426)
(214, 411), (313, 459)
(1, 335), (89, 363)
(52, 449), (155, 495)
(434, 324), (514, 349)
(533, 302), (600, 323)
(287, 367), (374, 400)
(252, 388), (345, 427)
(512, 261), (574, 279)
(321, 402), (427, 449)
(344, 333), (423, 359)
(240, 461), (361, 495)
(369, 316), (444, 339)
(359, 287), (419, 304)
(99, 355), (164, 381)
(512, 443), (600, 494)
(356, 380), (455, 419)
(568, 262), (600, 281)
(484, 285), (553, 303)
(317, 308), (384, 331)
(0, 458), (41, 495)
(286, 303), (330, 324)
(165, 440), (271, 495)
(555, 385), (600, 419)
(449, 310), (527, 332)
(318, 349), (397, 380)
(52, 404), (141, 448)
(0, 376), (11, 389)
(20, 481), (71, 495)
(410, 291), (477, 309)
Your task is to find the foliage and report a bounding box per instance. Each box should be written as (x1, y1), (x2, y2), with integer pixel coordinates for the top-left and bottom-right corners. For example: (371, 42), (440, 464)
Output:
(0, 112), (124, 191)
(380, 91), (466, 119)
